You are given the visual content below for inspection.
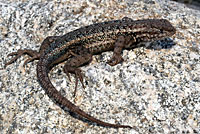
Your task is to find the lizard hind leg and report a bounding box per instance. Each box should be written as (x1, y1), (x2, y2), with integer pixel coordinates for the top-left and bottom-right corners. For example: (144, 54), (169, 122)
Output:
(63, 52), (92, 97)
(5, 36), (59, 68)
(5, 49), (40, 68)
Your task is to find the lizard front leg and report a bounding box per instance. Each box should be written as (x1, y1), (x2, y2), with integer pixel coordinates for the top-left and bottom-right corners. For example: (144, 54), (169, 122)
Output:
(107, 35), (134, 66)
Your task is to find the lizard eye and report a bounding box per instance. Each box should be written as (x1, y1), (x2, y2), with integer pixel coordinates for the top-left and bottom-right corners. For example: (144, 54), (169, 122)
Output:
(160, 29), (164, 34)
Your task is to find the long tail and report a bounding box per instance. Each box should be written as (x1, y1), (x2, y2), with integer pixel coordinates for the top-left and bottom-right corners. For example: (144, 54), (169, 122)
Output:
(37, 58), (132, 129)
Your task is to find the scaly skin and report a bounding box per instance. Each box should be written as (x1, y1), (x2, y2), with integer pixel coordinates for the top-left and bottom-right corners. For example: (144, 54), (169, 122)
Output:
(5, 17), (176, 128)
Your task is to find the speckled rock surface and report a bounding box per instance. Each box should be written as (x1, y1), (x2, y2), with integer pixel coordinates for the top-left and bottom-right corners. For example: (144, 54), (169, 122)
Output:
(0, 0), (199, 134)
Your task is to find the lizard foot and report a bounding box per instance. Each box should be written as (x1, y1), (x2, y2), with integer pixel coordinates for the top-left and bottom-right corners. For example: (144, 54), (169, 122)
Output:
(107, 54), (124, 66)
(64, 67), (85, 97)
(5, 49), (40, 68)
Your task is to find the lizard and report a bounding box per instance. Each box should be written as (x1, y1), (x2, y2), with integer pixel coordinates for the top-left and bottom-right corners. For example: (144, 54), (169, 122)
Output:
(5, 17), (176, 128)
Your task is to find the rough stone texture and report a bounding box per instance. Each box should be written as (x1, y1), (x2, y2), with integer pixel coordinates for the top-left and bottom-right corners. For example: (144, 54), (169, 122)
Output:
(0, 0), (199, 134)
(172, 0), (200, 10)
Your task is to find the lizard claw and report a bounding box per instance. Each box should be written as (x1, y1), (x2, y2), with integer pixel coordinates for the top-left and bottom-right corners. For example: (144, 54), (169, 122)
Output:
(107, 54), (124, 66)
(63, 66), (85, 97)
(23, 55), (40, 67)
(74, 68), (85, 97)
(5, 50), (25, 67)
(64, 70), (71, 82)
